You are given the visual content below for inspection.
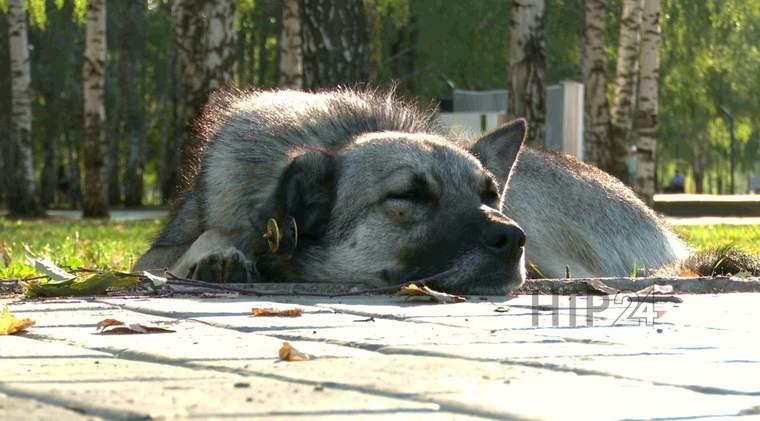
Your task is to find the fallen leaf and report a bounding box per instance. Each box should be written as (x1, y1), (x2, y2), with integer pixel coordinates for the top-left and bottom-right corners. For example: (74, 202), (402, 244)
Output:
(635, 284), (674, 295)
(24, 272), (141, 298)
(96, 319), (125, 331)
(252, 307), (303, 317)
(278, 341), (310, 361)
(25, 256), (76, 282)
(96, 318), (175, 335)
(0, 306), (35, 335)
(142, 271), (168, 287)
(397, 283), (467, 304)
(0, 240), (11, 267)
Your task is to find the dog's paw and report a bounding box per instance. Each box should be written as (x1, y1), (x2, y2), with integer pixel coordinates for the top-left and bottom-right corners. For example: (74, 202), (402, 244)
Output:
(188, 248), (256, 283)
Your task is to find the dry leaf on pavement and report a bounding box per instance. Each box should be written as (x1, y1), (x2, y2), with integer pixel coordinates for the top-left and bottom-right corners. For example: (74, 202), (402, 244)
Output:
(252, 307), (304, 317)
(279, 341), (310, 361)
(0, 306), (35, 335)
(397, 283), (467, 303)
(96, 318), (175, 334)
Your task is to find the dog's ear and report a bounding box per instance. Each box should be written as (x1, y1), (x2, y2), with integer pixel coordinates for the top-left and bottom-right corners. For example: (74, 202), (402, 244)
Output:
(275, 150), (337, 241)
(470, 119), (526, 190)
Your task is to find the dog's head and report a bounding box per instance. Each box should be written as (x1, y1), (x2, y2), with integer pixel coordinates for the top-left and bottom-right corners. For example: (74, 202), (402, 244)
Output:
(258, 120), (527, 295)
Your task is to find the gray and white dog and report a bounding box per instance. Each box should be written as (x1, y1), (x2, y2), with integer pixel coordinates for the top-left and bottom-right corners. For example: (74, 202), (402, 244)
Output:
(134, 88), (688, 295)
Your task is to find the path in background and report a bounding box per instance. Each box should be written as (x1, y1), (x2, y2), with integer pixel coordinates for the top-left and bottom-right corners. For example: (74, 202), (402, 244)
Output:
(0, 209), (169, 221)
(3, 209), (760, 225)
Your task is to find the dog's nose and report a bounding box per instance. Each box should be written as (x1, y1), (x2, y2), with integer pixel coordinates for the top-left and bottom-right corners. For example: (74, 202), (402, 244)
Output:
(481, 223), (525, 256)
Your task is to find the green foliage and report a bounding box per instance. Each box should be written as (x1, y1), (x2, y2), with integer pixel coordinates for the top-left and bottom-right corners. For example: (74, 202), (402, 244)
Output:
(27, 0), (46, 28)
(659, 0), (760, 192)
(675, 224), (760, 255)
(0, 218), (164, 280)
(545, 0), (584, 83)
(72, 0), (85, 22)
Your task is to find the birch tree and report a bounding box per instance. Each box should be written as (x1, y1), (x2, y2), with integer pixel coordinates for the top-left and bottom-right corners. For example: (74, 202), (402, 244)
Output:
(508, 0), (546, 146)
(173, 0), (236, 196)
(581, 0), (611, 169)
(82, 0), (108, 217)
(608, 0), (643, 180)
(633, 0), (661, 200)
(279, 0), (303, 89)
(302, 0), (370, 89)
(6, 0), (44, 217)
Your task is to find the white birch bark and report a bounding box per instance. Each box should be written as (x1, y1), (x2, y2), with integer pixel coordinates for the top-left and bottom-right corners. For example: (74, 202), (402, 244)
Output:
(582, 0), (611, 168)
(7, 0), (44, 216)
(508, 0), (546, 146)
(82, 0), (109, 217)
(611, 0), (643, 129)
(204, 0), (236, 90)
(633, 0), (661, 201)
(606, 0), (643, 181)
(279, 0), (303, 89)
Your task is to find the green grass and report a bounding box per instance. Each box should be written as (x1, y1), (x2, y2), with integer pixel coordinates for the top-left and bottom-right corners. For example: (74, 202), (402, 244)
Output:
(0, 218), (758, 280)
(0, 218), (164, 280)
(674, 224), (760, 255)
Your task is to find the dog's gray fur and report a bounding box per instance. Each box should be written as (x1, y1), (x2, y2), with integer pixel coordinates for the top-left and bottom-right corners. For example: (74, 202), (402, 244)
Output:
(134, 88), (688, 294)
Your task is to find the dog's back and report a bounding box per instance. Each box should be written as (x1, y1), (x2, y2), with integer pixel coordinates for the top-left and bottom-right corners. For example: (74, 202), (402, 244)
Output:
(505, 148), (690, 278)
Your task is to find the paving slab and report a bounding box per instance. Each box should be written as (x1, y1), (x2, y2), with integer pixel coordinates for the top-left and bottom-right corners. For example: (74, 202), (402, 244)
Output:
(2, 292), (759, 420)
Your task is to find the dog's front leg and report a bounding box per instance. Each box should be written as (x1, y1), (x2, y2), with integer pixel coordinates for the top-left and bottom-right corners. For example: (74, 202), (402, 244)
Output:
(171, 230), (256, 283)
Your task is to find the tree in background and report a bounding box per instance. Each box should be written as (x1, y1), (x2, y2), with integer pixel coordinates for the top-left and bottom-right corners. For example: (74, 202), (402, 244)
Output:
(82, 0), (108, 217)
(581, 0), (611, 169)
(633, 0), (660, 200)
(608, 0), (643, 180)
(279, 0), (302, 89)
(173, 0), (236, 197)
(6, 0), (44, 217)
(302, 0), (370, 89)
(508, 0), (546, 145)
(118, 0), (147, 207)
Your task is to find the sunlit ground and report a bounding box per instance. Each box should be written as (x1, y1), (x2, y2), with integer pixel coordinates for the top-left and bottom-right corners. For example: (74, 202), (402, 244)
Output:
(0, 218), (758, 280)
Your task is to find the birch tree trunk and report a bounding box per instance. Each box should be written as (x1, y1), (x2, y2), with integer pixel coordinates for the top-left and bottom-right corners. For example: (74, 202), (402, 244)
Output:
(279, 0), (303, 89)
(633, 0), (661, 201)
(82, 0), (109, 218)
(582, 0), (611, 168)
(203, 0), (236, 91)
(173, 0), (236, 196)
(608, 0), (643, 181)
(7, 0), (45, 217)
(508, 0), (546, 146)
(302, 0), (370, 89)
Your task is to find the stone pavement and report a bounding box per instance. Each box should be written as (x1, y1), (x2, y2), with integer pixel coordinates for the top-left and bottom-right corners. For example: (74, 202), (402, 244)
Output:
(2, 293), (760, 420)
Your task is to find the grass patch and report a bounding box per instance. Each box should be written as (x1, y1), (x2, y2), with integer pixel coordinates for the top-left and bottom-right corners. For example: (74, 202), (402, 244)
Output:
(674, 224), (760, 255)
(0, 218), (758, 281)
(0, 218), (164, 280)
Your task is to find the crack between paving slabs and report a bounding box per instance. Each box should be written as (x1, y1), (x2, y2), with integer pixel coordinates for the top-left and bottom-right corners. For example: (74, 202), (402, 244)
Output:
(94, 298), (714, 390)
(11, 327), (529, 421)
(377, 347), (760, 397)
(91, 300), (760, 397)
(17, 300), (525, 419)
(0, 381), (151, 420)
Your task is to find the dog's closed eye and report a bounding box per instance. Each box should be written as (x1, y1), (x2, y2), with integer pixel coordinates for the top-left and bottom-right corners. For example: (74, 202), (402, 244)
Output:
(384, 173), (437, 204)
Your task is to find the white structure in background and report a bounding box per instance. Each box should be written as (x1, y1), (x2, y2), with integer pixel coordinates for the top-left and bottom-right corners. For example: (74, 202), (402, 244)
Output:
(437, 89), (509, 139)
(437, 84), (584, 161)
(545, 81), (584, 160)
